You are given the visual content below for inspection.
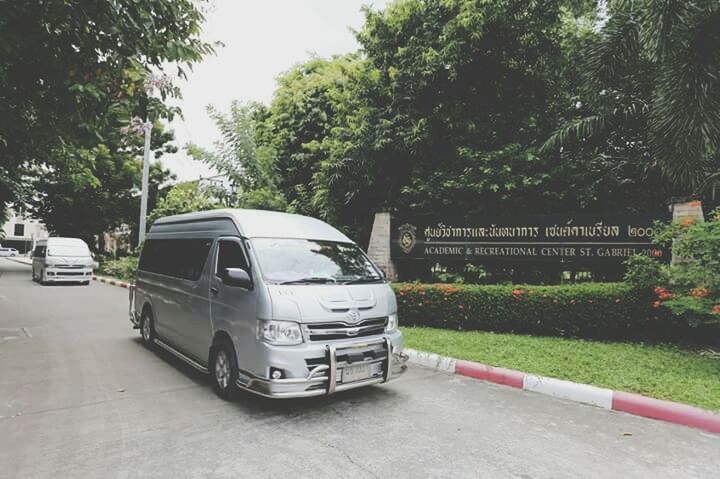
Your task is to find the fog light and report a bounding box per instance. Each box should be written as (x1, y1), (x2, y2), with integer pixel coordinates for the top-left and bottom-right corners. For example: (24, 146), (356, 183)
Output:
(270, 369), (283, 380)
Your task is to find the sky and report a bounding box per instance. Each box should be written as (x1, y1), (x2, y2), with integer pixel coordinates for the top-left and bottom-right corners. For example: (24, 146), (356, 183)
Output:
(164, 0), (391, 181)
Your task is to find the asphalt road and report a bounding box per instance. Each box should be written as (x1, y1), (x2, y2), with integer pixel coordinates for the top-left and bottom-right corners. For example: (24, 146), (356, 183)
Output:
(1, 258), (719, 479)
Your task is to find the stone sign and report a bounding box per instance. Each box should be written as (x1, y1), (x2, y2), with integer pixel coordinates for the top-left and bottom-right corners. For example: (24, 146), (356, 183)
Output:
(390, 215), (667, 262)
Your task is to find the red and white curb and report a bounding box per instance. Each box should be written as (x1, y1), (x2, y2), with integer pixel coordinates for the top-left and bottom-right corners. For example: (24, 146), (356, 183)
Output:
(92, 276), (131, 289)
(405, 349), (720, 433)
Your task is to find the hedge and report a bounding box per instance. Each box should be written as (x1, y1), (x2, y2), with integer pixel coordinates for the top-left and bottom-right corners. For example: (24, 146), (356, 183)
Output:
(392, 283), (687, 341)
(98, 256), (137, 282)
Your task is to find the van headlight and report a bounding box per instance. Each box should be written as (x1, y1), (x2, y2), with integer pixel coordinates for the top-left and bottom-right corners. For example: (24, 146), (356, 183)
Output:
(257, 320), (303, 345)
(386, 313), (398, 332)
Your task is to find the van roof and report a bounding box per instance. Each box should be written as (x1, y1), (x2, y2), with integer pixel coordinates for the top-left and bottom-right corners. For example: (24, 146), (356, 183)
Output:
(37, 237), (87, 244)
(152, 209), (353, 243)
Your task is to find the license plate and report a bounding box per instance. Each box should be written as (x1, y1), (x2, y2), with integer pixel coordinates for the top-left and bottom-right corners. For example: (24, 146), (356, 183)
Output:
(341, 362), (382, 383)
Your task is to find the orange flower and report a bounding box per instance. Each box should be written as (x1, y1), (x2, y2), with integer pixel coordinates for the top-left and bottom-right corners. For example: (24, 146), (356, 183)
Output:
(712, 305), (720, 315)
(654, 287), (672, 301)
(511, 289), (524, 297)
(679, 217), (695, 228)
(690, 288), (709, 299)
(653, 301), (661, 308)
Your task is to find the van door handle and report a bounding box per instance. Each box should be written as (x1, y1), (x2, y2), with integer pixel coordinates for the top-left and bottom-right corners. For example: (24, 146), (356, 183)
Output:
(210, 286), (219, 297)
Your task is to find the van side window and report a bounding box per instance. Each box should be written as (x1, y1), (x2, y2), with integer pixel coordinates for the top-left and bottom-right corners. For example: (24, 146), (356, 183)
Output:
(139, 239), (212, 281)
(216, 240), (249, 276)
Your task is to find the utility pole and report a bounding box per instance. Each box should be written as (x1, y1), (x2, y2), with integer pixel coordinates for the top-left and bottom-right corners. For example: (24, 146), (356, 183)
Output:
(138, 121), (152, 244)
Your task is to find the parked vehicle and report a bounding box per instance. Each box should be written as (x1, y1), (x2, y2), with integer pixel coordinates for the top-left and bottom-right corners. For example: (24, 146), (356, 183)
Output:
(129, 209), (408, 399)
(0, 247), (19, 257)
(32, 238), (94, 285)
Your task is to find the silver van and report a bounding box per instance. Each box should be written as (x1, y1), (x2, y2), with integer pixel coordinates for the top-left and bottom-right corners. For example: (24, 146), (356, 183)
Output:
(32, 237), (94, 284)
(129, 209), (407, 399)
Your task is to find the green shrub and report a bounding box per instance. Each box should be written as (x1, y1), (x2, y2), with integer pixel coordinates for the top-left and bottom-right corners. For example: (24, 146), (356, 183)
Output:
(626, 207), (720, 328)
(624, 255), (667, 290)
(99, 256), (137, 282)
(393, 282), (685, 341)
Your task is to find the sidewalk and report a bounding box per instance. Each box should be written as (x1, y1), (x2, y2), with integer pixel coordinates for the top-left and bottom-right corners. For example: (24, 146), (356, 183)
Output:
(5, 256), (32, 265)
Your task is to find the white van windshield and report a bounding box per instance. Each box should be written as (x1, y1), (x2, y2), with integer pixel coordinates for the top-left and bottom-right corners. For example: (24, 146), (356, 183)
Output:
(48, 244), (90, 257)
(250, 238), (382, 285)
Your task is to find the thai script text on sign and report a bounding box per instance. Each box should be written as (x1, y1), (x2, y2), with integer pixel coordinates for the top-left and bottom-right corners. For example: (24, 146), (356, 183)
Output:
(391, 215), (665, 262)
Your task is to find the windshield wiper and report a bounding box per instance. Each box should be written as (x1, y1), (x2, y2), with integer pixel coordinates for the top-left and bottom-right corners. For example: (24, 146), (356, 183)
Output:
(279, 277), (337, 285)
(343, 276), (384, 285)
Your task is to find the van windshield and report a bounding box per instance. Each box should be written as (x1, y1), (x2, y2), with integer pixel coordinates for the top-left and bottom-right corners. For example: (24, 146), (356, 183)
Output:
(250, 238), (382, 284)
(48, 244), (90, 257)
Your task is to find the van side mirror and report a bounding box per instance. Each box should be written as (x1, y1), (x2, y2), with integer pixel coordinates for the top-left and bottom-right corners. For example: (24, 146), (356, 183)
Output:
(222, 267), (252, 289)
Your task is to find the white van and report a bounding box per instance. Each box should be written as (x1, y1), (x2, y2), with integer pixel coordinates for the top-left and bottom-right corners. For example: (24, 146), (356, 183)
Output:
(32, 238), (94, 285)
(130, 209), (408, 399)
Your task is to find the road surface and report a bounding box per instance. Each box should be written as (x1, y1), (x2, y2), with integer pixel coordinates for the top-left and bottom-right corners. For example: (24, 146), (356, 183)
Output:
(1, 258), (718, 478)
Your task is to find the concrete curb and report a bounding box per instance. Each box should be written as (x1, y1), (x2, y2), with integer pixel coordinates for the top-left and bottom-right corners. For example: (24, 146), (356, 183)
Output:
(92, 275), (132, 289)
(405, 348), (720, 433)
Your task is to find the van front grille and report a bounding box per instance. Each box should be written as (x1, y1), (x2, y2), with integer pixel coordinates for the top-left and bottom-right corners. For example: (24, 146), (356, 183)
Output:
(304, 317), (387, 341)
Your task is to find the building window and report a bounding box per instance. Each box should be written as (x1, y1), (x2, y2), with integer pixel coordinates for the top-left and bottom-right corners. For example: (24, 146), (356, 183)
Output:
(14, 224), (24, 237)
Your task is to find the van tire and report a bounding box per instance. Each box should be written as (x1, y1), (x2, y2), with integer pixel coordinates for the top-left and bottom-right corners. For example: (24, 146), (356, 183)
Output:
(210, 339), (240, 400)
(140, 309), (155, 348)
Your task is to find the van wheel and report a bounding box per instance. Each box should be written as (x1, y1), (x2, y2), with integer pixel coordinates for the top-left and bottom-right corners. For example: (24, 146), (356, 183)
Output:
(140, 309), (155, 348)
(210, 339), (240, 400)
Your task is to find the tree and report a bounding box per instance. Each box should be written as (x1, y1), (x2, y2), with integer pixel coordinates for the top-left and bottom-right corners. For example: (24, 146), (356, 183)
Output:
(148, 182), (219, 224)
(251, 0), (598, 244)
(24, 123), (177, 250)
(187, 101), (288, 211)
(0, 0), (214, 219)
(544, 0), (720, 192)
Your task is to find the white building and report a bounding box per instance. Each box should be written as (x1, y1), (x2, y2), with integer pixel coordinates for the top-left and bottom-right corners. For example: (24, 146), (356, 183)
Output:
(1, 209), (49, 253)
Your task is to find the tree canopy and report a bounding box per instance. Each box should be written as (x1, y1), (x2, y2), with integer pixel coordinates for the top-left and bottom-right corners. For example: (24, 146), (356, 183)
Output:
(0, 0), (214, 227)
(201, 0), (716, 248)
(544, 0), (720, 192)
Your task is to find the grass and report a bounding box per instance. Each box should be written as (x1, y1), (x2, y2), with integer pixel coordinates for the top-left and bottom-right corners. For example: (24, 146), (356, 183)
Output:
(402, 327), (720, 411)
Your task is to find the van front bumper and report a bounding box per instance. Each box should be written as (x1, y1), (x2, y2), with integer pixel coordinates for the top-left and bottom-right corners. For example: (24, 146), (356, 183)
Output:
(43, 268), (93, 282)
(236, 335), (408, 398)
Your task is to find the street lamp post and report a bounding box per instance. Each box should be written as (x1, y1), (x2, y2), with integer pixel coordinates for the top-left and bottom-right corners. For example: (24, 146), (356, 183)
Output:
(138, 121), (152, 244)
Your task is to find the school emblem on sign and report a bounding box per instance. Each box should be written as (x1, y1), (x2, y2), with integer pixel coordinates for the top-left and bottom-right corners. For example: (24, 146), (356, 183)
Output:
(398, 223), (417, 254)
